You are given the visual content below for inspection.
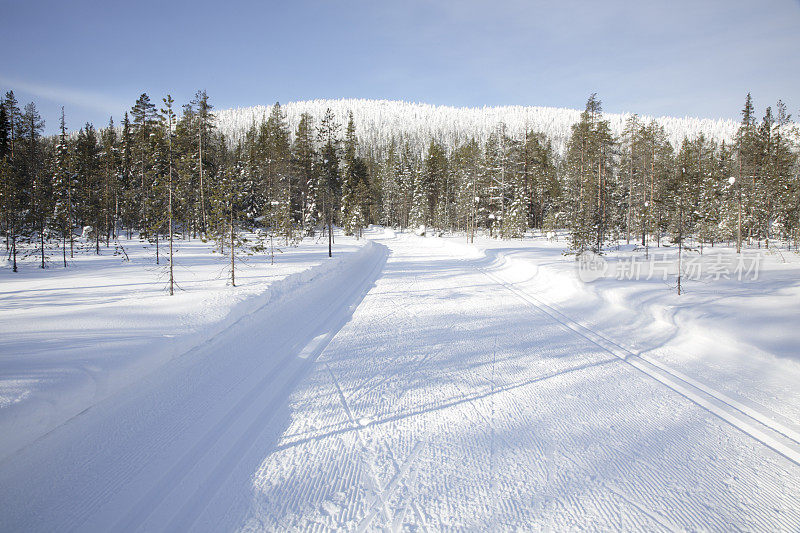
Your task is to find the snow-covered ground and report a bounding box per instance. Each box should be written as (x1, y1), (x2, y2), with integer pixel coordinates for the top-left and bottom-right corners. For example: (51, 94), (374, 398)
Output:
(1, 228), (799, 531)
(436, 232), (800, 428)
(0, 231), (369, 462)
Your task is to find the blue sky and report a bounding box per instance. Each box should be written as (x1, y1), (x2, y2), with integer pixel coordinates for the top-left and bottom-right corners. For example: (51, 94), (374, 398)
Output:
(2, 0), (799, 134)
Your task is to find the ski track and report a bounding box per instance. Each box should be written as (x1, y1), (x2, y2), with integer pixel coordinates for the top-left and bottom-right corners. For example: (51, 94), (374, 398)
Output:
(474, 261), (800, 467)
(1, 232), (800, 531)
(242, 234), (800, 531)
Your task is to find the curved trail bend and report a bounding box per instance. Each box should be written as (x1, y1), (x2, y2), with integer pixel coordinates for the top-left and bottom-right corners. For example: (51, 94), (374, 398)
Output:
(1, 232), (798, 531)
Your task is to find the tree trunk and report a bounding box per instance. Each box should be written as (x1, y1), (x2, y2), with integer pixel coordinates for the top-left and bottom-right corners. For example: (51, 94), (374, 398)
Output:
(169, 170), (174, 296)
(677, 200), (684, 296)
(40, 220), (45, 269)
(627, 145), (633, 245)
(199, 123), (207, 235)
(230, 212), (235, 287)
(736, 188), (742, 254)
(11, 226), (17, 273)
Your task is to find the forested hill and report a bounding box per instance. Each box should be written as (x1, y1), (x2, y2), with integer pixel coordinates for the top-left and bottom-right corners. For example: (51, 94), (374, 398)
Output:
(216, 98), (740, 154)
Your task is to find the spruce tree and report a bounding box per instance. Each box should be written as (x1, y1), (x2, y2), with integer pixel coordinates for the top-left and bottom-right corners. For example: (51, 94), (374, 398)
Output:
(190, 90), (214, 235)
(734, 93), (759, 251)
(318, 108), (341, 256)
(100, 117), (119, 246)
(2, 92), (22, 270)
(161, 95), (177, 295)
(119, 112), (135, 238)
(0, 101), (12, 255)
(52, 107), (74, 265)
(292, 112), (318, 235)
(341, 111), (360, 235)
(74, 123), (102, 254)
(130, 94), (158, 239)
(378, 140), (401, 228)
(451, 138), (482, 241)
(20, 103), (47, 268)
(771, 101), (798, 246)
(419, 140), (447, 230)
(564, 94), (616, 255)
(262, 102), (292, 243)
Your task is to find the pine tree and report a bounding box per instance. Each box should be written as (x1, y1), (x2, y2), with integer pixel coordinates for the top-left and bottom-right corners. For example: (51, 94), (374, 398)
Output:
(3, 92), (20, 160)
(292, 112), (318, 234)
(451, 138), (482, 241)
(639, 120), (674, 254)
(563, 94), (616, 255)
(190, 90), (214, 235)
(771, 101), (798, 246)
(74, 123), (102, 254)
(318, 108), (341, 256)
(341, 111), (361, 236)
(209, 143), (255, 284)
(119, 112), (136, 238)
(161, 95), (177, 295)
(502, 132), (527, 239)
(694, 135), (724, 250)
(378, 140), (401, 228)
(20, 103), (48, 268)
(262, 102), (293, 243)
(130, 94), (158, 239)
(397, 141), (417, 229)
(2, 92), (22, 270)
(52, 107), (74, 265)
(349, 157), (370, 238)
(0, 100), (13, 257)
(174, 104), (202, 239)
(734, 93), (759, 252)
(519, 130), (557, 231)
(620, 114), (642, 244)
(669, 138), (699, 294)
(418, 140), (447, 230)
(100, 117), (119, 246)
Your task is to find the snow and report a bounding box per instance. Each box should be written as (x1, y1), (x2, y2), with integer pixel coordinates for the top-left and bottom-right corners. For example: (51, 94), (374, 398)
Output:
(0, 231), (370, 463)
(1, 227), (799, 530)
(215, 98), (742, 155)
(239, 232), (800, 530)
(435, 233), (800, 425)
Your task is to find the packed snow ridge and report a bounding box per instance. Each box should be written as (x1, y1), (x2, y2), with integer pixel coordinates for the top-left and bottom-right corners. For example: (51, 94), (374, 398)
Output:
(215, 98), (740, 153)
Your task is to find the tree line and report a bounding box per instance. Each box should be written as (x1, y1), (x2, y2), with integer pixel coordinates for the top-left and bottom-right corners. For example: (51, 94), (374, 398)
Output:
(561, 93), (798, 258)
(1, 89), (798, 287)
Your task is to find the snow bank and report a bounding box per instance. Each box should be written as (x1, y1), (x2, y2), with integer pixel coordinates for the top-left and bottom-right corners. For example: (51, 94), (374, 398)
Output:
(0, 235), (378, 461)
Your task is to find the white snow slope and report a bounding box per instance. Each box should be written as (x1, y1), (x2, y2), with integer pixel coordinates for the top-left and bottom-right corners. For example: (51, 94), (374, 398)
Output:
(215, 98), (741, 154)
(1, 229), (799, 531)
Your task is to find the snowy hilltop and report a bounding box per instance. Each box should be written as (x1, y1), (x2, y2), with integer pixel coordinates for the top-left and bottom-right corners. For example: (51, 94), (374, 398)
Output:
(215, 98), (740, 154)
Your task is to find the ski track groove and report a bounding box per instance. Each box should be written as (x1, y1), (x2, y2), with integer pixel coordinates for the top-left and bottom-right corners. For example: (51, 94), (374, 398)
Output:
(326, 355), (425, 531)
(6, 235), (800, 531)
(102, 243), (388, 532)
(475, 263), (800, 468)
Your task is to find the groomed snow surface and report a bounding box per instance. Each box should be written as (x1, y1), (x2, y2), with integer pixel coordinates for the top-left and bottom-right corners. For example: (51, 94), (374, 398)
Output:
(1, 227), (799, 531)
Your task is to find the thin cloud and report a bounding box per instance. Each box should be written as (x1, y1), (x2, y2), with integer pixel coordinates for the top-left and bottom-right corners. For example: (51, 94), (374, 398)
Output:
(0, 76), (126, 116)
